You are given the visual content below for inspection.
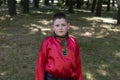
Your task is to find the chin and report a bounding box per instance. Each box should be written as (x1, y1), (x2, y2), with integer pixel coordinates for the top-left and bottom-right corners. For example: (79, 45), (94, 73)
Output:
(58, 34), (66, 37)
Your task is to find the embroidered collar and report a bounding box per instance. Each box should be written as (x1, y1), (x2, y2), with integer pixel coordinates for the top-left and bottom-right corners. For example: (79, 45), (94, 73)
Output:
(53, 32), (68, 56)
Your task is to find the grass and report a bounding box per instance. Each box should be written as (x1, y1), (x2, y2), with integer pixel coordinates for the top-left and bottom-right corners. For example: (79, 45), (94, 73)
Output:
(0, 4), (120, 80)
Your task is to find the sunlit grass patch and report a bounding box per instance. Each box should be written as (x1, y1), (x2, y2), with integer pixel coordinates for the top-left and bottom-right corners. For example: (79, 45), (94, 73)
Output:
(0, 4), (120, 80)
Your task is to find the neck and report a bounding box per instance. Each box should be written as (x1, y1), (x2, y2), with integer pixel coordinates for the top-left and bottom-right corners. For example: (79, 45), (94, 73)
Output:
(53, 32), (68, 38)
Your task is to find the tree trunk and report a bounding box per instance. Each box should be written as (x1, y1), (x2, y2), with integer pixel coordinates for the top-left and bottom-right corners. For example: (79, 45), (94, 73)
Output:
(86, 0), (90, 8)
(117, 8), (120, 25)
(33, 0), (40, 8)
(68, 0), (74, 13)
(65, 0), (69, 6)
(7, 0), (16, 16)
(44, 0), (49, 5)
(96, 0), (103, 17)
(0, 0), (2, 6)
(51, 0), (54, 3)
(107, 0), (110, 11)
(117, 0), (120, 25)
(112, 0), (115, 7)
(76, 0), (81, 9)
(23, 0), (29, 13)
(91, 0), (97, 13)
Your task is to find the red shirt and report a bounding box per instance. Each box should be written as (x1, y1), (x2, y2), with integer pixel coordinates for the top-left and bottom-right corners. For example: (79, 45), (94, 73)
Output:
(35, 36), (83, 80)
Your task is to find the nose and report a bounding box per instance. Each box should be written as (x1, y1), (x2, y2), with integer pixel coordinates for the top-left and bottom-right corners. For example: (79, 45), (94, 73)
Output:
(59, 25), (63, 30)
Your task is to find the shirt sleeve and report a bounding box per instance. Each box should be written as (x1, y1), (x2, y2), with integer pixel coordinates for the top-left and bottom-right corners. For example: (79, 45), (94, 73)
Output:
(75, 40), (83, 80)
(35, 39), (48, 80)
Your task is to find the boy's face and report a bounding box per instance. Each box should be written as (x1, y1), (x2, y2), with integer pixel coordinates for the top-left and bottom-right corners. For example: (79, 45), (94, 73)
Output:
(52, 18), (70, 37)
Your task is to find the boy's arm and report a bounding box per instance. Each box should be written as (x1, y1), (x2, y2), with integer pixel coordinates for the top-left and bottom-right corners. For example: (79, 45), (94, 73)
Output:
(75, 41), (83, 80)
(35, 40), (48, 80)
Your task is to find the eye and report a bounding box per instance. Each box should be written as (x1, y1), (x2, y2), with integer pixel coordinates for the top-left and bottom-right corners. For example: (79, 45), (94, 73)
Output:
(62, 24), (66, 26)
(55, 24), (59, 27)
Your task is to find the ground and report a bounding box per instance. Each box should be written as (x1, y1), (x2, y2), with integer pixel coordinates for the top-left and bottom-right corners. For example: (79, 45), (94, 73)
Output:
(0, 4), (120, 80)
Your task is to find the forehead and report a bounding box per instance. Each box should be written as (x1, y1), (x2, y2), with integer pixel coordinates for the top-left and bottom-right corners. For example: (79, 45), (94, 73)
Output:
(53, 18), (67, 24)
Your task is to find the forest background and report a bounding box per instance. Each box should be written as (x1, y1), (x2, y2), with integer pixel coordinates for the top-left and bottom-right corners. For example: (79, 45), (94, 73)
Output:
(0, 0), (120, 80)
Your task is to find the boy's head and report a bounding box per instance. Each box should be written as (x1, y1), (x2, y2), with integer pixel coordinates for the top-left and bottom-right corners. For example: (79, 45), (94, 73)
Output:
(53, 12), (68, 23)
(52, 12), (70, 37)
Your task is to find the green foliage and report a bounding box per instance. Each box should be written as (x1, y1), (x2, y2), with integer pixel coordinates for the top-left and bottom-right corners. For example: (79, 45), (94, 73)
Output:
(57, 0), (65, 7)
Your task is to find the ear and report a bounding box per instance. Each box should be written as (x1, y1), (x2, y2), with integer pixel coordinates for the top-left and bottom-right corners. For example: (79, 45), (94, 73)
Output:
(67, 23), (70, 29)
(51, 25), (54, 32)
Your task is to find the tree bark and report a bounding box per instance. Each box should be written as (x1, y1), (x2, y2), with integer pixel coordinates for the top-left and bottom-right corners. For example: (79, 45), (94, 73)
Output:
(107, 0), (110, 11)
(117, 8), (120, 25)
(117, 0), (120, 25)
(91, 0), (97, 13)
(76, 0), (81, 9)
(33, 0), (40, 8)
(112, 0), (115, 7)
(23, 0), (29, 13)
(0, 0), (2, 6)
(51, 0), (54, 3)
(96, 0), (103, 17)
(7, 0), (16, 16)
(44, 0), (49, 5)
(68, 0), (74, 13)
(65, 0), (69, 6)
(86, 0), (90, 8)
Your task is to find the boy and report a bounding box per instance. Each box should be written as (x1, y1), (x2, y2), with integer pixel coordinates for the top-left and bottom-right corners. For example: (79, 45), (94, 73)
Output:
(35, 12), (83, 80)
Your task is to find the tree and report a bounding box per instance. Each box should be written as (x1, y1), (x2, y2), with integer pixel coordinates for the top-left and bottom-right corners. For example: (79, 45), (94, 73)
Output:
(76, 0), (81, 9)
(117, 0), (120, 25)
(91, 0), (97, 13)
(112, 0), (115, 7)
(44, 0), (49, 5)
(7, 0), (16, 15)
(117, 8), (120, 25)
(96, 0), (103, 16)
(86, 0), (90, 8)
(33, 0), (40, 8)
(51, 0), (54, 3)
(22, 0), (29, 13)
(0, 0), (3, 6)
(107, 0), (110, 11)
(65, 0), (69, 6)
(68, 0), (74, 13)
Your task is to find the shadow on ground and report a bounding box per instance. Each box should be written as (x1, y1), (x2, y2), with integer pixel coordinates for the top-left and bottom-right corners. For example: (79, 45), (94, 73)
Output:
(0, 5), (120, 80)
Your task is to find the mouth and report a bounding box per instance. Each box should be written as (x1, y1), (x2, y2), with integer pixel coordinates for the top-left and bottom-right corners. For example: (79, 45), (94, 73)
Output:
(59, 31), (64, 32)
